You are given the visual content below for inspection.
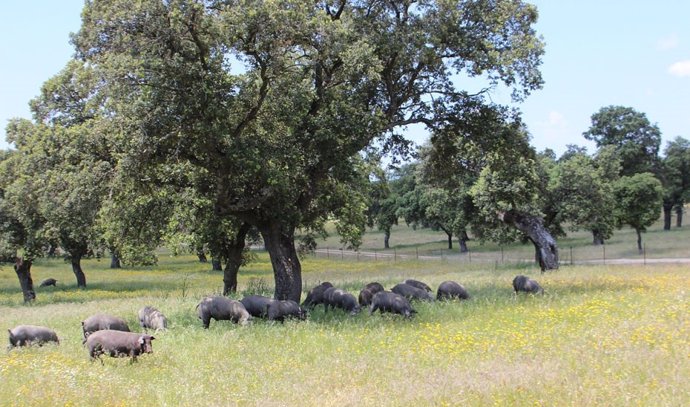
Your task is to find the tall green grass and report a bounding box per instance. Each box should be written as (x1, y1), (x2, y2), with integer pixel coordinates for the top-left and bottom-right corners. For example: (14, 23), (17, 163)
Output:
(0, 254), (688, 406)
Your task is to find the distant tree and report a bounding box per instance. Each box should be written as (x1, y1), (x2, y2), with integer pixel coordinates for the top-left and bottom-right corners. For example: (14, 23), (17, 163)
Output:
(583, 106), (661, 176)
(550, 147), (619, 245)
(613, 173), (663, 253)
(661, 136), (690, 228)
(366, 166), (401, 249)
(398, 182), (463, 251)
(1, 59), (118, 287)
(0, 150), (45, 302)
(163, 187), (259, 295)
(426, 98), (559, 270)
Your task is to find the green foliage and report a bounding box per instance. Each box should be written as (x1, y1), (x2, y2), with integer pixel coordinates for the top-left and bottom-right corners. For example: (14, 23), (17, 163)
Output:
(66, 0), (545, 295)
(613, 173), (663, 236)
(661, 136), (690, 206)
(549, 148), (619, 243)
(583, 105), (661, 176)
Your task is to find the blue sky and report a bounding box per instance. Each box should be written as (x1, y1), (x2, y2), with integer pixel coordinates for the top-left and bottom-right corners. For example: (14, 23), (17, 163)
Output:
(1, 1), (689, 156)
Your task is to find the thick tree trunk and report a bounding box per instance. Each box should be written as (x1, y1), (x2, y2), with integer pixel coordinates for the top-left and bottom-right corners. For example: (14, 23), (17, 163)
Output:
(260, 222), (302, 302)
(383, 230), (390, 249)
(592, 230), (605, 245)
(197, 250), (208, 263)
(211, 258), (222, 271)
(110, 252), (121, 269)
(459, 230), (469, 253)
(71, 256), (87, 287)
(445, 230), (453, 250)
(676, 205), (684, 228)
(663, 201), (673, 230)
(636, 228), (643, 253)
(222, 224), (251, 296)
(14, 258), (35, 303)
(499, 210), (559, 271)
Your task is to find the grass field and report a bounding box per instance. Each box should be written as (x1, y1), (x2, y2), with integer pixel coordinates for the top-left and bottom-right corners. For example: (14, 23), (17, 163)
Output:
(0, 250), (688, 406)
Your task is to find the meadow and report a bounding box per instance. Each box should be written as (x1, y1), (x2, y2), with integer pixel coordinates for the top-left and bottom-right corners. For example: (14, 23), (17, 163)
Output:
(0, 248), (688, 406)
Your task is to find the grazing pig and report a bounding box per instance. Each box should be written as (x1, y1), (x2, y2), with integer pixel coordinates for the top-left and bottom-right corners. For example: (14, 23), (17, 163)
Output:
(513, 275), (544, 295)
(369, 291), (416, 318)
(324, 288), (361, 315)
(301, 282), (334, 309)
(392, 283), (434, 301)
(85, 330), (155, 364)
(8, 325), (59, 348)
(404, 279), (432, 292)
(364, 282), (385, 294)
(358, 288), (376, 306)
(359, 281), (386, 306)
(39, 278), (57, 287)
(437, 281), (470, 300)
(138, 306), (168, 330)
(197, 296), (251, 328)
(240, 295), (275, 318)
(266, 300), (308, 322)
(82, 314), (130, 341)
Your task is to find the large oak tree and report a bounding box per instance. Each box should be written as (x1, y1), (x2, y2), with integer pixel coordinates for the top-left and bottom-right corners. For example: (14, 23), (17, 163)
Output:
(71, 0), (544, 300)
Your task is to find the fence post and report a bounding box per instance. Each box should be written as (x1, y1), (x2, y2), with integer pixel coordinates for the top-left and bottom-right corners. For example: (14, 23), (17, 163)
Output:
(500, 246), (504, 263)
(643, 243), (646, 265)
(468, 248), (471, 264)
(327, 247), (330, 259)
(603, 245), (606, 265)
(394, 248), (397, 262)
(416, 247), (419, 260)
(341, 249), (344, 260)
(570, 246), (573, 265)
(374, 250), (377, 261)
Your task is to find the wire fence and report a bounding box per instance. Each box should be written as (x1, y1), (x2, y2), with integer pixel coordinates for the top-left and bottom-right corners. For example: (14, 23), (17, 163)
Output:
(307, 243), (690, 267)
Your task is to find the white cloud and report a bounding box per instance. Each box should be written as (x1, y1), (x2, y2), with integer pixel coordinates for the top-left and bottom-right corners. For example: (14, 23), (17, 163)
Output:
(546, 111), (565, 126)
(657, 34), (679, 50)
(668, 60), (690, 77)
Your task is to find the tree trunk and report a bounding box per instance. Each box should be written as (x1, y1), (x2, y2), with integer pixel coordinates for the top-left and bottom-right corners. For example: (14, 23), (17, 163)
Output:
(222, 224), (251, 296)
(676, 205), (684, 227)
(110, 252), (121, 269)
(383, 229), (390, 249)
(211, 258), (222, 271)
(14, 258), (36, 303)
(663, 201), (673, 230)
(636, 228), (643, 253)
(197, 249), (208, 263)
(592, 230), (605, 245)
(71, 256), (87, 287)
(446, 231), (453, 250)
(259, 222), (302, 302)
(459, 230), (469, 253)
(499, 210), (559, 271)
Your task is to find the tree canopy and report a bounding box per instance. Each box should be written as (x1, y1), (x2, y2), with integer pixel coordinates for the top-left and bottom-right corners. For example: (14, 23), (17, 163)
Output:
(64, 0), (544, 300)
(583, 105), (661, 177)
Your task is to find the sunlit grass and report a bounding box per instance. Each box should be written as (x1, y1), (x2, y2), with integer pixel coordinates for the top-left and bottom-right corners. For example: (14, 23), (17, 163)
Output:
(0, 254), (688, 406)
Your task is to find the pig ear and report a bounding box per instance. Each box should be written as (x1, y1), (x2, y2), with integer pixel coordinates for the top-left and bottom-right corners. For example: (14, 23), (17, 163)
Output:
(7, 329), (13, 338)
(149, 336), (155, 340)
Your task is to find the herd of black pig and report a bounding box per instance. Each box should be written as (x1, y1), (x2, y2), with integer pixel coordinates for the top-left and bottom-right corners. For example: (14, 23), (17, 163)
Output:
(7, 275), (544, 363)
